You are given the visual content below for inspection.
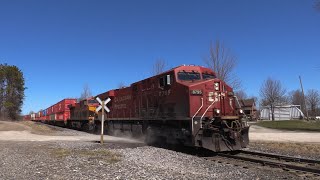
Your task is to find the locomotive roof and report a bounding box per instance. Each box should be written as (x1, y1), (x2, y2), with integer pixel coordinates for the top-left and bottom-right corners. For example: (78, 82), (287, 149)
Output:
(95, 65), (216, 98)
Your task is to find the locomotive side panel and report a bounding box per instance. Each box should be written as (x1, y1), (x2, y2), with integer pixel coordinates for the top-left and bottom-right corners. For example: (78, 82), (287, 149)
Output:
(109, 88), (133, 119)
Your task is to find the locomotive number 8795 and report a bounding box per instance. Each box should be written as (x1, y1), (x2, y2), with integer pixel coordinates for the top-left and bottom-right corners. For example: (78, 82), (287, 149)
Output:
(96, 65), (249, 152)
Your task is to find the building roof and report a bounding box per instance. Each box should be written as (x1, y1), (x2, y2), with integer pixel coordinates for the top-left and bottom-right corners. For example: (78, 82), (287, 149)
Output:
(239, 98), (255, 108)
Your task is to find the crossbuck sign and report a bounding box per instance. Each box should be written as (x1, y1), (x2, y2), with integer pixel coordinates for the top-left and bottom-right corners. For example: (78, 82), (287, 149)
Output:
(96, 97), (111, 113)
(96, 97), (111, 144)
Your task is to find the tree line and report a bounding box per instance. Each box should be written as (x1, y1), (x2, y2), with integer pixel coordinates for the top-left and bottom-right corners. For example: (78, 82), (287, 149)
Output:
(0, 64), (26, 120)
(259, 77), (320, 120)
(133, 39), (320, 121)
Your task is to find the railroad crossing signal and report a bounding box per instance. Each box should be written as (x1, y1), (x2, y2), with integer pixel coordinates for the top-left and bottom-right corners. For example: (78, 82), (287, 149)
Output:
(95, 97), (111, 145)
(96, 97), (111, 113)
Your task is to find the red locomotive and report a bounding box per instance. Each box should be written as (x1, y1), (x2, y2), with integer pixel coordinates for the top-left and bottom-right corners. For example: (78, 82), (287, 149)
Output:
(25, 65), (249, 152)
(96, 65), (249, 152)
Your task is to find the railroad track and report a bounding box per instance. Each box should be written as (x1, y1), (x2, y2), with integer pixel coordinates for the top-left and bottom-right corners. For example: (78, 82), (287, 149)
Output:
(204, 150), (320, 177)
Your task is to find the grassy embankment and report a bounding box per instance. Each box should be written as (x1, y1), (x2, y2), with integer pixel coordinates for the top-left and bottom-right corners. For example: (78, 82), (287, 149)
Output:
(256, 120), (320, 132)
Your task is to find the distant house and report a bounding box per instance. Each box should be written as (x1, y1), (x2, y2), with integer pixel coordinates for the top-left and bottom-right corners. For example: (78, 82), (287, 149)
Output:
(260, 105), (304, 120)
(238, 98), (257, 121)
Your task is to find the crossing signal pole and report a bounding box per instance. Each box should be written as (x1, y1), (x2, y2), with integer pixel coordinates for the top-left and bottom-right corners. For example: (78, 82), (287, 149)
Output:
(96, 97), (111, 144)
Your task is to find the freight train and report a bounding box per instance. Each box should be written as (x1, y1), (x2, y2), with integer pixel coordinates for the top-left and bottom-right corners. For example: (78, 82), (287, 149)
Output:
(24, 65), (249, 152)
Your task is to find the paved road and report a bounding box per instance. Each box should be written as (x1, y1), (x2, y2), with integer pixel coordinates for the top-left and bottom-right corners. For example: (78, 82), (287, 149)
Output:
(249, 124), (320, 143)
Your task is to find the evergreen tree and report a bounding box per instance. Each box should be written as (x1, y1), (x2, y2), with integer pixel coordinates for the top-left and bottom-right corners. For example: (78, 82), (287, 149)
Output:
(0, 64), (26, 120)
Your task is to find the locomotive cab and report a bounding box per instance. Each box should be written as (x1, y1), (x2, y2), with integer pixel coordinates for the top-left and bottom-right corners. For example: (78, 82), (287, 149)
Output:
(68, 97), (99, 131)
(174, 65), (249, 152)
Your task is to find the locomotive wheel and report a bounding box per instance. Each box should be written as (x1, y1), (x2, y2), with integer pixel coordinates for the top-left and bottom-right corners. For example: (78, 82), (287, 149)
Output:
(66, 121), (72, 129)
(82, 123), (95, 133)
(107, 122), (114, 135)
(96, 124), (101, 134)
(145, 126), (156, 145)
(88, 123), (95, 133)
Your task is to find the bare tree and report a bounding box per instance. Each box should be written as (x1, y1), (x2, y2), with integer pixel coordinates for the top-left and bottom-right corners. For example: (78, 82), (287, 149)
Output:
(235, 90), (247, 100)
(118, 82), (126, 89)
(306, 89), (320, 116)
(79, 84), (92, 100)
(153, 58), (166, 75)
(288, 90), (304, 105)
(204, 40), (241, 90)
(260, 78), (287, 121)
(287, 89), (308, 115)
(315, 0), (320, 12)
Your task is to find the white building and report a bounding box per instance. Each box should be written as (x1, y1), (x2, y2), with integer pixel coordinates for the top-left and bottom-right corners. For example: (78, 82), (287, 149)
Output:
(260, 105), (304, 120)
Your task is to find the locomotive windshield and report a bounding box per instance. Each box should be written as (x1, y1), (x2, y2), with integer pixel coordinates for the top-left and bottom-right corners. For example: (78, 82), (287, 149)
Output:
(88, 100), (97, 104)
(178, 72), (201, 81)
(202, 73), (216, 80)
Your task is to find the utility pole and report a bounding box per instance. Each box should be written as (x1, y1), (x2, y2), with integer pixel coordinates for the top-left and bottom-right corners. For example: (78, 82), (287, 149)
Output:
(299, 76), (309, 120)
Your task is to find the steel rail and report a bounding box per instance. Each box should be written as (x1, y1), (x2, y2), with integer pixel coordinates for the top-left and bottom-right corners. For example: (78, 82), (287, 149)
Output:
(204, 151), (320, 175)
(238, 150), (320, 165)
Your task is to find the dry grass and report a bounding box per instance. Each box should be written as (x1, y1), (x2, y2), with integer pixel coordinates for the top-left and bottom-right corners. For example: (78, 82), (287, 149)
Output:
(79, 149), (122, 163)
(19, 121), (59, 135)
(50, 148), (122, 163)
(249, 141), (320, 158)
(52, 148), (72, 158)
(0, 121), (27, 131)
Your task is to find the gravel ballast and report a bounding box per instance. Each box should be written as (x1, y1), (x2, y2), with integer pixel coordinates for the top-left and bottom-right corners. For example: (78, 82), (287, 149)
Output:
(0, 141), (302, 180)
(0, 121), (308, 179)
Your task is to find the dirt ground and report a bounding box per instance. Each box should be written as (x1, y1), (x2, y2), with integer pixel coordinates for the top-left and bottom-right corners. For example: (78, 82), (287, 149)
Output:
(0, 121), (30, 131)
(249, 124), (320, 143)
(2, 121), (320, 145)
(0, 121), (141, 143)
(0, 121), (304, 180)
(0, 120), (318, 179)
(247, 124), (320, 160)
(1, 120), (320, 160)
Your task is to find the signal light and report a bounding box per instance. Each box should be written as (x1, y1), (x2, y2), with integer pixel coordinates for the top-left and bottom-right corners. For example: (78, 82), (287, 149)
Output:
(214, 82), (219, 91)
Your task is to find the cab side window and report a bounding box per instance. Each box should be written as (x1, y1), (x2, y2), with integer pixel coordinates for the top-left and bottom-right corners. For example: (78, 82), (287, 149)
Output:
(132, 84), (138, 92)
(159, 77), (165, 87)
(159, 74), (172, 88)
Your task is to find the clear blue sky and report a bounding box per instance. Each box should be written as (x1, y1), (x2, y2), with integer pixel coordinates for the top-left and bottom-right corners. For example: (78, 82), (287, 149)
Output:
(0, 0), (319, 114)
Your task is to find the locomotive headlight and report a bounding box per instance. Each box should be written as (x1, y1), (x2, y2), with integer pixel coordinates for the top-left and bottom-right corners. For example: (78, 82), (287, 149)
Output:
(239, 109), (244, 114)
(191, 89), (202, 95)
(215, 109), (220, 114)
(214, 82), (220, 91)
